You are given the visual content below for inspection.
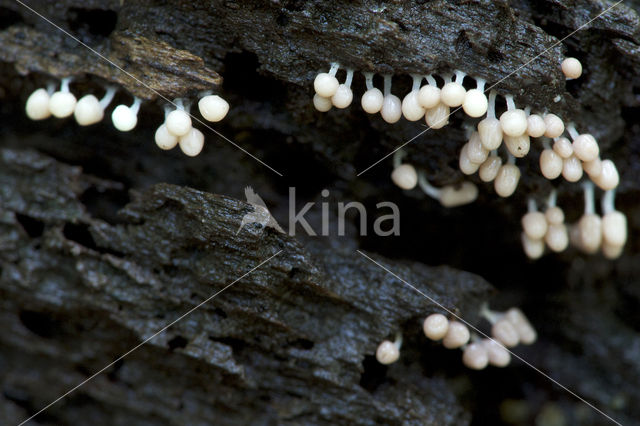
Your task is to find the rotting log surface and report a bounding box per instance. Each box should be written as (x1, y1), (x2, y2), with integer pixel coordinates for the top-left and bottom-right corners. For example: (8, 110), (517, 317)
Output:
(0, 1), (639, 425)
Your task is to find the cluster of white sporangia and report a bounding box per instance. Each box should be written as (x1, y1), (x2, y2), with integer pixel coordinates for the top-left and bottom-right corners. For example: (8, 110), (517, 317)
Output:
(376, 306), (536, 370)
(522, 184), (628, 260)
(313, 58), (620, 200)
(25, 78), (229, 157)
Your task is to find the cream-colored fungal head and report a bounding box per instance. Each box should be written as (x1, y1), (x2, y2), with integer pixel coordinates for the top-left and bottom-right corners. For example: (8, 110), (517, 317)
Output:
(504, 308), (537, 344)
(593, 159), (619, 190)
(391, 164), (418, 190)
(482, 339), (511, 367)
(522, 232), (545, 259)
(375, 340), (400, 365)
(602, 211), (627, 247)
(479, 155), (502, 182)
(583, 157), (603, 178)
(381, 94), (402, 124)
(500, 109), (528, 137)
(544, 114), (565, 138)
(442, 321), (470, 349)
(49, 91), (77, 118)
(526, 114), (546, 138)
(492, 318), (520, 348)
(602, 241), (624, 259)
(467, 132), (489, 164)
(477, 117), (503, 150)
(553, 137), (573, 158)
(74, 94), (104, 126)
(423, 313), (449, 340)
(572, 134), (599, 162)
(545, 206), (564, 225)
(578, 214), (602, 254)
(112, 105), (139, 131)
(540, 149), (563, 180)
(462, 89), (488, 118)
(313, 94), (332, 112)
(401, 91), (425, 121)
(314, 73), (339, 98)
(522, 211), (548, 240)
(155, 123), (179, 150)
(504, 134), (530, 158)
(166, 109), (192, 137)
(545, 223), (569, 252)
(179, 128), (205, 157)
(494, 164), (520, 197)
(439, 182), (478, 208)
(25, 88), (51, 120)
(424, 103), (450, 129)
(561, 57), (582, 80)
(418, 83), (441, 109)
(440, 79), (466, 107)
(331, 85), (353, 109)
(199, 94), (229, 122)
(462, 342), (489, 370)
(459, 144), (481, 175)
(361, 88), (384, 114)
(562, 155), (583, 182)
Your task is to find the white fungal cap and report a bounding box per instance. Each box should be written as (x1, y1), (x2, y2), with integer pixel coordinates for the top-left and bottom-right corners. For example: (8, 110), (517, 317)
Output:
(423, 313), (449, 340)
(583, 157), (603, 178)
(391, 164), (418, 190)
(331, 69), (354, 109)
(25, 88), (51, 120)
(522, 199), (548, 240)
(492, 318), (520, 348)
(462, 342), (489, 370)
(438, 182), (478, 208)
(494, 161), (520, 197)
(562, 155), (583, 182)
(112, 97), (142, 132)
(567, 125), (599, 162)
(49, 78), (77, 118)
(527, 114), (546, 138)
(74, 94), (104, 126)
(375, 340), (400, 365)
(478, 120), (503, 150)
(418, 75), (441, 109)
(361, 73), (383, 114)
(479, 153), (502, 182)
(500, 95), (527, 137)
(482, 339), (511, 367)
(198, 94), (229, 122)
(522, 232), (545, 259)
(442, 321), (470, 349)
(179, 128), (205, 157)
(504, 308), (537, 344)
(313, 94), (332, 112)
(602, 241), (624, 259)
(545, 208), (564, 226)
(440, 71), (467, 107)
(424, 102), (450, 129)
(544, 114), (565, 138)
(592, 159), (619, 190)
(459, 144), (481, 175)
(553, 137), (573, 158)
(466, 132), (489, 164)
(380, 75), (402, 123)
(462, 78), (488, 118)
(577, 182), (602, 254)
(154, 123), (179, 150)
(313, 63), (339, 97)
(545, 223), (569, 252)
(504, 134), (530, 158)
(401, 75), (426, 121)
(166, 103), (192, 137)
(601, 189), (627, 248)
(540, 144), (563, 180)
(561, 57), (583, 80)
